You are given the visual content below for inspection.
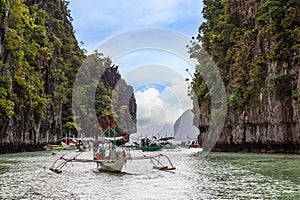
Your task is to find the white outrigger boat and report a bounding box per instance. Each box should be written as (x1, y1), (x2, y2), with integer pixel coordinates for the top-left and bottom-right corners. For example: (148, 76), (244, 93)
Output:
(93, 140), (127, 173)
(50, 118), (176, 174)
(49, 148), (176, 174)
(49, 150), (176, 174)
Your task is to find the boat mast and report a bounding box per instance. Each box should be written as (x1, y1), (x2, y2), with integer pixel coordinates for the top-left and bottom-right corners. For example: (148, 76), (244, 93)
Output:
(100, 119), (104, 149)
(113, 118), (117, 150)
(107, 117), (111, 150)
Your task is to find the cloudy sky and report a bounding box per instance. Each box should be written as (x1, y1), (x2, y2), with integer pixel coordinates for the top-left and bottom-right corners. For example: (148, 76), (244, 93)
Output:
(69, 1), (203, 52)
(69, 1), (204, 138)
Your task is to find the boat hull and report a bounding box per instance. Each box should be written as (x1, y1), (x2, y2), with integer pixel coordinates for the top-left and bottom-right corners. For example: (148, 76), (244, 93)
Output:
(98, 157), (125, 173)
(185, 147), (203, 155)
(61, 141), (76, 150)
(43, 145), (64, 151)
(141, 146), (162, 152)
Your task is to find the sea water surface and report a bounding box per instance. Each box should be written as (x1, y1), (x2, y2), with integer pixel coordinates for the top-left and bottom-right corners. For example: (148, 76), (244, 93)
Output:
(0, 149), (299, 199)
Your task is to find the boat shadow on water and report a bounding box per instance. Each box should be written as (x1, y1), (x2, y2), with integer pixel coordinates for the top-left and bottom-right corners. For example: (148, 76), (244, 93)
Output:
(91, 168), (133, 176)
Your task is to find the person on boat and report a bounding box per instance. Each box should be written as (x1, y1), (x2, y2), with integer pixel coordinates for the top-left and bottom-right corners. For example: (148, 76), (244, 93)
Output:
(188, 141), (195, 148)
(146, 138), (150, 147)
(77, 140), (84, 151)
(93, 136), (100, 154)
(141, 138), (146, 147)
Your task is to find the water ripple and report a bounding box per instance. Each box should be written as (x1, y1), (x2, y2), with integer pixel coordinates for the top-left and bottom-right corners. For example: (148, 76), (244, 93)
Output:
(0, 151), (299, 199)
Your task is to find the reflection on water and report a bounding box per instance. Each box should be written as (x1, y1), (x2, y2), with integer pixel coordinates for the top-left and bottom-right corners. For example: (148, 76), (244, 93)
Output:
(0, 150), (299, 199)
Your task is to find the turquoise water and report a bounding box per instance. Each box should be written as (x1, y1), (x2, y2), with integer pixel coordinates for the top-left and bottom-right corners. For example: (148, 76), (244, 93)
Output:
(0, 150), (299, 199)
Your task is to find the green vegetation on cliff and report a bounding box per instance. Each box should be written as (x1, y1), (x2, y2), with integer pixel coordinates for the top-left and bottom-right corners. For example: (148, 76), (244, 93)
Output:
(0, 0), (85, 148)
(191, 0), (300, 152)
(73, 51), (136, 137)
(192, 0), (299, 108)
(0, 1), (136, 152)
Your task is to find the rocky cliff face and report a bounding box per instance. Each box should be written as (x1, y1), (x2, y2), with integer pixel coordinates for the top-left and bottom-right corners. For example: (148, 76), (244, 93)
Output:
(0, 1), (137, 153)
(101, 65), (137, 135)
(0, 0), (136, 153)
(0, 0), (83, 153)
(195, 0), (300, 153)
(197, 97), (300, 153)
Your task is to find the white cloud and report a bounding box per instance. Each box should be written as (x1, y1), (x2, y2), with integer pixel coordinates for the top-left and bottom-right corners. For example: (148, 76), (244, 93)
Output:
(69, 0), (204, 52)
(165, 77), (192, 111)
(136, 87), (162, 122)
(134, 77), (193, 137)
(114, 48), (195, 78)
(95, 28), (199, 88)
(72, 0), (185, 27)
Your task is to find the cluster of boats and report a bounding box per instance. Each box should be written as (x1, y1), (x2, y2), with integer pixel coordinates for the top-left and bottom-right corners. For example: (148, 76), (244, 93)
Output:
(43, 137), (90, 152)
(123, 136), (201, 152)
(49, 139), (201, 174)
(49, 120), (202, 174)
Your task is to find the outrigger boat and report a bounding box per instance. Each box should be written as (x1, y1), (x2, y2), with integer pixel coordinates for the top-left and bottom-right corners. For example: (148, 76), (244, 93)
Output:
(60, 141), (77, 150)
(43, 144), (65, 151)
(93, 139), (127, 173)
(140, 145), (162, 152)
(94, 118), (127, 172)
(49, 150), (176, 174)
(49, 118), (176, 173)
(44, 133), (88, 151)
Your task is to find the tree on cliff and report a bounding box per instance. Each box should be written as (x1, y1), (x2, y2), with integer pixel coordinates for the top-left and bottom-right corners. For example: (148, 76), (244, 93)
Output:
(73, 51), (137, 138)
(190, 0), (300, 152)
(0, 1), (137, 153)
(0, 0), (85, 152)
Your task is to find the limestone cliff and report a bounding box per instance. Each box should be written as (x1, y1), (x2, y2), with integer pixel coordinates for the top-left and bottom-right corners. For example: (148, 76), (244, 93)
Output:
(193, 0), (300, 153)
(101, 65), (137, 135)
(0, 0), (85, 153)
(0, 1), (136, 153)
